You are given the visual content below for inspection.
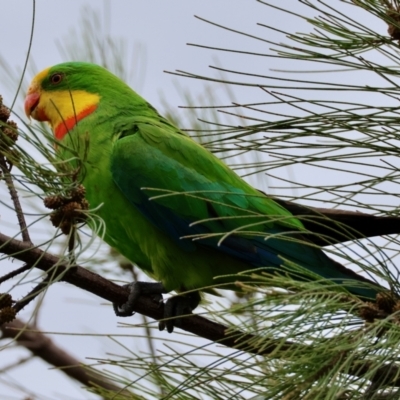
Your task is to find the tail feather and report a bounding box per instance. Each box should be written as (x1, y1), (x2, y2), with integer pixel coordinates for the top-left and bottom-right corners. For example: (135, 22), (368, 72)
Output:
(214, 230), (380, 300)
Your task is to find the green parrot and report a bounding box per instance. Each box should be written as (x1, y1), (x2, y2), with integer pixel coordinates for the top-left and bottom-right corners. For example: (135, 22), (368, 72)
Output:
(25, 62), (380, 331)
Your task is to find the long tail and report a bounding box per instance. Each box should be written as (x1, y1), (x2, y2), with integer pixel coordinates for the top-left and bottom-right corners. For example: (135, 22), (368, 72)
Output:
(215, 230), (381, 300)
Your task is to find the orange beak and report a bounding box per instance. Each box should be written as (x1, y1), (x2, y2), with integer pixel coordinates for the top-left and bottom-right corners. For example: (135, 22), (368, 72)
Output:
(24, 90), (40, 119)
(24, 82), (49, 122)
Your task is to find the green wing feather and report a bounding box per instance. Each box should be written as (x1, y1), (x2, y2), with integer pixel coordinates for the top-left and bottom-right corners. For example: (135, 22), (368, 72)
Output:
(109, 117), (378, 299)
(110, 116), (303, 233)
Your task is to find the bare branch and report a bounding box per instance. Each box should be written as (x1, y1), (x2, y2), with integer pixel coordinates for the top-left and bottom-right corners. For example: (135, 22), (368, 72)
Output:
(273, 198), (400, 246)
(1, 319), (133, 398)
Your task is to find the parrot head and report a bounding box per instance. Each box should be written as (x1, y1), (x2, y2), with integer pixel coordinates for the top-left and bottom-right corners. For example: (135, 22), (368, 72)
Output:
(24, 62), (105, 140)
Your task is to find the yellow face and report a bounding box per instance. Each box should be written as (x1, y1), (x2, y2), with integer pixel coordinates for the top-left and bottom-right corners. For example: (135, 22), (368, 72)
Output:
(25, 67), (100, 140)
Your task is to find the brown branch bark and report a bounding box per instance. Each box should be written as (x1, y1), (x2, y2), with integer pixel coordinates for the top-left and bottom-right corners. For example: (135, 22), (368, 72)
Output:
(1, 319), (132, 398)
(273, 198), (400, 246)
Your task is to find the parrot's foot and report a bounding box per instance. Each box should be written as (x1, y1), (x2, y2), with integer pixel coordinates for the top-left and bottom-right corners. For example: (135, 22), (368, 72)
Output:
(113, 281), (165, 317)
(113, 282), (200, 334)
(159, 291), (200, 333)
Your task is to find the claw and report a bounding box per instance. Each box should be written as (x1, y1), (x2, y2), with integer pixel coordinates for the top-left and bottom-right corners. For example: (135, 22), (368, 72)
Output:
(113, 282), (200, 334)
(113, 281), (165, 317)
(158, 291), (200, 333)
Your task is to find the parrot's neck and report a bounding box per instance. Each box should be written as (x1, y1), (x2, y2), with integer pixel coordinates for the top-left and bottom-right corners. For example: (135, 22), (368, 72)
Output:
(54, 103), (97, 140)
(36, 88), (100, 140)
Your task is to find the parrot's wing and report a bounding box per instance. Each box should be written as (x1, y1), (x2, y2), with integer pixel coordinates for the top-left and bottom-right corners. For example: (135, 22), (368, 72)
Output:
(109, 118), (382, 300)
(110, 118), (333, 272)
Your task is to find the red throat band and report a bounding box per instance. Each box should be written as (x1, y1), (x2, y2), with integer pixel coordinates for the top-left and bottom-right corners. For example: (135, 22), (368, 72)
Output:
(54, 104), (98, 140)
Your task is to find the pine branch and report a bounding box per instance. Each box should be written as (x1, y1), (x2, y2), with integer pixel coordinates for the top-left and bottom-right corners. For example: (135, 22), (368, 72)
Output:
(0, 230), (398, 390)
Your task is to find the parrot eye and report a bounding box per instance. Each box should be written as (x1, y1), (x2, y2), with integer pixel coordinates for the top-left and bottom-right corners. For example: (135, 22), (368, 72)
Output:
(50, 73), (64, 85)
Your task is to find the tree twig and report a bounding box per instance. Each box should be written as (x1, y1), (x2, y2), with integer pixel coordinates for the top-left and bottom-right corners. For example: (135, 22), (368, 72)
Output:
(0, 263), (32, 284)
(273, 197), (400, 246)
(13, 278), (51, 314)
(1, 318), (133, 398)
(0, 157), (32, 244)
